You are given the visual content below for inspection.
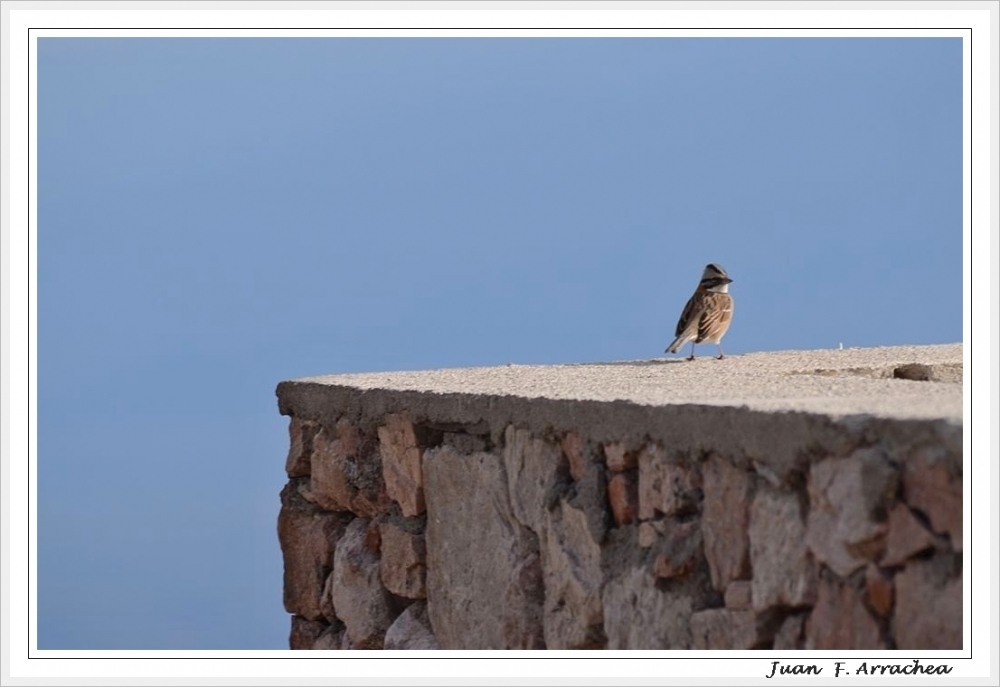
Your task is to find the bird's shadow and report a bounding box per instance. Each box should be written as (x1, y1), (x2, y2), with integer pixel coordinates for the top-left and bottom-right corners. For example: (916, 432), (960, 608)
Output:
(568, 357), (692, 368)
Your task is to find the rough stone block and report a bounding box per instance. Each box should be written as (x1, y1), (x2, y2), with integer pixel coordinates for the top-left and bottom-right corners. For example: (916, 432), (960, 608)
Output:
(638, 444), (701, 520)
(424, 446), (545, 649)
(319, 571), (337, 622)
(286, 417), (318, 477)
(307, 419), (390, 517)
(603, 442), (636, 472)
(503, 425), (563, 534)
(603, 566), (708, 649)
(805, 450), (897, 577)
(607, 472), (638, 526)
(560, 432), (586, 481)
(724, 580), (753, 611)
(507, 551), (546, 650)
(566, 452), (609, 546)
(378, 413), (426, 517)
(638, 520), (662, 548)
(865, 564), (894, 618)
(881, 503), (935, 567)
(311, 623), (346, 650)
(893, 557), (962, 649)
(541, 499), (604, 649)
(277, 480), (351, 621)
(749, 486), (817, 611)
(701, 454), (753, 592)
(384, 602), (441, 650)
(331, 518), (395, 649)
(379, 520), (427, 599)
(772, 613), (807, 650)
(903, 448), (962, 552)
(651, 519), (702, 581)
(442, 431), (489, 454)
(690, 608), (771, 650)
(289, 615), (327, 650)
(805, 575), (885, 649)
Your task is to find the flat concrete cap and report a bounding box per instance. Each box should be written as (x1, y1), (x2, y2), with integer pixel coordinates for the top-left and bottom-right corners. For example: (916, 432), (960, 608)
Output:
(288, 344), (962, 424)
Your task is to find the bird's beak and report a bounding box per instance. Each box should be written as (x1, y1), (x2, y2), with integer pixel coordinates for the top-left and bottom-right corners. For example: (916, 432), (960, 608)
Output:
(725, 278), (734, 284)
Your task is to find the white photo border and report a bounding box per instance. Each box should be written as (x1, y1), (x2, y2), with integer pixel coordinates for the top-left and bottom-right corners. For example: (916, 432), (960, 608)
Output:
(3, 1), (995, 684)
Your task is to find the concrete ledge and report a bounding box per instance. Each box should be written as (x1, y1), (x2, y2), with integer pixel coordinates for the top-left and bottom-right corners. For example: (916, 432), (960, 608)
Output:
(275, 344), (963, 650)
(280, 344), (962, 424)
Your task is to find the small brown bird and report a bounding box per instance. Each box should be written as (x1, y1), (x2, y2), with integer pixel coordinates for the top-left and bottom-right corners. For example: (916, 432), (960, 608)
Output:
(665, 263), (735, 361)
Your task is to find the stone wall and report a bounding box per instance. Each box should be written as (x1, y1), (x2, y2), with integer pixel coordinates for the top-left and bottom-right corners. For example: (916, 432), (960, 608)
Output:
(275, 347), (963, 650)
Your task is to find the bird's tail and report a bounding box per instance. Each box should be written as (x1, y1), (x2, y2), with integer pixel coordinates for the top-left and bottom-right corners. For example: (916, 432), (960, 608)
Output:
(665, 336), (685, 354)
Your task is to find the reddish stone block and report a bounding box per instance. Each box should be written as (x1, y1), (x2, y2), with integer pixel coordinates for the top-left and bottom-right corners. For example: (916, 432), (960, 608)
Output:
(277, 481), (351, 620)
(865, 565), (894, 618)
(805, 576), (885, 649)
(881, 503), (935, 567)
(286, 417), (318, 477)
(308, 419), (390, 517)
(608, 472), (638, 526)
(378, 413), (426, 517)
(561, 432), (586, 481)
(379, 520), (427, 599)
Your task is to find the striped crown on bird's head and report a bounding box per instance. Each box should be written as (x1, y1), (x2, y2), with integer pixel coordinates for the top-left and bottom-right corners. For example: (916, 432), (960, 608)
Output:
(699, 263), (733, 291)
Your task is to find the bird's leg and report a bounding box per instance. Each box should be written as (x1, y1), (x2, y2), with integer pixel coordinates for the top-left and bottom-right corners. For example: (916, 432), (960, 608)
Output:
(687, 342), (696, 362)
(717, 343), (725, 360)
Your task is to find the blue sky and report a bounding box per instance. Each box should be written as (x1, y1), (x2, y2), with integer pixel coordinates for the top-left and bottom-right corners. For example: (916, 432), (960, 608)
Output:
(37, 37), (962, 649)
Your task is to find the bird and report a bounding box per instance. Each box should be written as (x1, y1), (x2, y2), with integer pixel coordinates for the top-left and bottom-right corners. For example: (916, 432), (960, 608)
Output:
(665, 263), (735, 361)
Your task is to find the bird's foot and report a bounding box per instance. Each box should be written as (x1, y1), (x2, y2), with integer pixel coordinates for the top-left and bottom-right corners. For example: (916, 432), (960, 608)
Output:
(717, 354), (725, 360)
(686, 356), (696, 362)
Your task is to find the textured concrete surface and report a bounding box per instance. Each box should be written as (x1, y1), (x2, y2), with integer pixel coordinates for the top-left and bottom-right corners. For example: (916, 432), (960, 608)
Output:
(284, 344), (962, 423)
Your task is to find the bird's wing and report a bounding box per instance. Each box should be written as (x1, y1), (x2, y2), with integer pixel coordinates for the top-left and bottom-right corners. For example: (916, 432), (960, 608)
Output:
(675, 292), (703, 339)
(696, 293), (734, 342)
